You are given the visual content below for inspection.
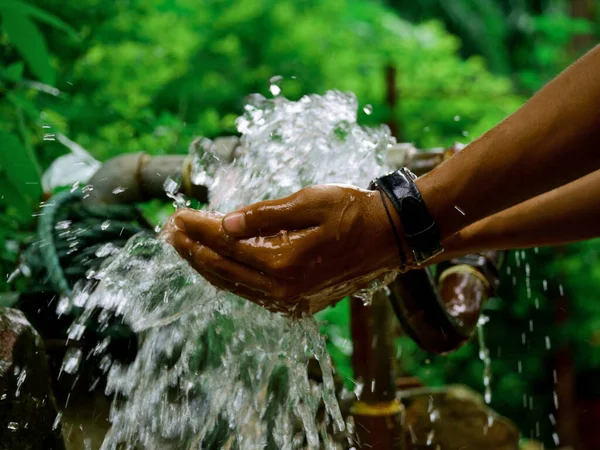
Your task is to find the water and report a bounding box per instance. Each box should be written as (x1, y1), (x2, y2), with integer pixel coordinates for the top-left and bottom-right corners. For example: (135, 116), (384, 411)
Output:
(66, 90), (393, 449)
(477, 315), (492, 404)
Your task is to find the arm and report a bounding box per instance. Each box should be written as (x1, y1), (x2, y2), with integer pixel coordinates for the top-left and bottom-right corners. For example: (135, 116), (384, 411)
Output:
(435, 168), (600, 261)
(417, 44), (600, 239)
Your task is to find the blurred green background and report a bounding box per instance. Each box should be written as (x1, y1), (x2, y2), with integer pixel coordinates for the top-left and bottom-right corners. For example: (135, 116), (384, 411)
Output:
(1, 0), (598, 448)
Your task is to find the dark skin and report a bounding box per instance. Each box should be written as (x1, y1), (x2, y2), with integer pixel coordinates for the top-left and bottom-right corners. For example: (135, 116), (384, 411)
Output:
(167, 185), (405, 314)
(165, 45), (600, 314)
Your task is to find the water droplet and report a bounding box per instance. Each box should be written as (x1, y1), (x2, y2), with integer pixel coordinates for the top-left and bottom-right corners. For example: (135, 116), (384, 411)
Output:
(363, 104), (373, 115)
(15, 369), (26, 397)
(454, 115), (460, 121)
(7, 422), (18, 431)
(454, 205), (466, 215)
(53, 412), (63, 431)
(112, 186), (127, 194)
(269, 75), (283, 96)
(353, 380), (364, 400)
(81, 184), (94, 199)
(61, 348), (83, 375)
(101, 220), (111, 231)
(477, 315), (492, 404)
(56, 296), (71, 317)
(55, 220), (71, 230)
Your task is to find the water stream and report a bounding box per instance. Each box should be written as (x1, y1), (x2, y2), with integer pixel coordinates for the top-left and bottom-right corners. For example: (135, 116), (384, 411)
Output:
(64, 89), (394, 449)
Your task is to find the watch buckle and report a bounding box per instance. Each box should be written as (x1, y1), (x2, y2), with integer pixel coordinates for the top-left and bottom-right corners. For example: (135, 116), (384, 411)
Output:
(413, 246), (445, 267)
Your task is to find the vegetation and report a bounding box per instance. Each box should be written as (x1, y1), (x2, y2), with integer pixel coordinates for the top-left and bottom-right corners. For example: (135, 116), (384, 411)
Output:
(1, 0), (598, 447)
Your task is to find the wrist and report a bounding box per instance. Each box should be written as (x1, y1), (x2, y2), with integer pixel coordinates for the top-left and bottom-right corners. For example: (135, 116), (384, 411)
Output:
(368, 190), (414, 270)
(370, 168), (443, 267)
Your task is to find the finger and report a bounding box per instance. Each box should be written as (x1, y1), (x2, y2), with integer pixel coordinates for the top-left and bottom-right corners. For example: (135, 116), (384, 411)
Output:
(171, 232), (305, 314)
(221, 189), (324, 237)
(200, 270), (305, 316)
(173, 210), (323, 276)
(171, 231), (282, 296)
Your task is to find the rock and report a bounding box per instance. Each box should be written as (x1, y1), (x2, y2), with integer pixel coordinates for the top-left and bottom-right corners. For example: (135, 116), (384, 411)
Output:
(400, 384), (520, 450)
(0, 307), (65, 450)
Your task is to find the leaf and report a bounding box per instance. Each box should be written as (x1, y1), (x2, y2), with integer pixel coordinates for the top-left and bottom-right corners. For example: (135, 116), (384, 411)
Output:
(2, 10), (55, 85)
(0, 61), (24, 82)
(6, 91), (41, 119)
(0, 177), (31, 222)
(0, 130), (42, 208)
(0, 0), (79, 40)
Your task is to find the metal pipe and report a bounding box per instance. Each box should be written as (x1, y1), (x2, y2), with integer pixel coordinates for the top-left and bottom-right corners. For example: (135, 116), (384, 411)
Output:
(350, 290), (405, 449)
(83, 136), (241, 206)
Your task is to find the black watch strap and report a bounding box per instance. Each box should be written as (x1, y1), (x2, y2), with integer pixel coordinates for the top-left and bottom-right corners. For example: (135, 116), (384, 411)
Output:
(370, 168), (443, 265)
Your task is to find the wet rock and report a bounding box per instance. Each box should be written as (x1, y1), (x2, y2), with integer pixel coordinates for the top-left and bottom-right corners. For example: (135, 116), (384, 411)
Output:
(0, 307), (65, 450)
(400, 384), (519, 450)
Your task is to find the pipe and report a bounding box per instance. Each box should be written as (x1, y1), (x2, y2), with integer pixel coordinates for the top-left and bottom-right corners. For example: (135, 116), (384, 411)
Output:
(83, 136), (241, 206)
(386, 252), (501, 355)
(350, 289), (405, 449)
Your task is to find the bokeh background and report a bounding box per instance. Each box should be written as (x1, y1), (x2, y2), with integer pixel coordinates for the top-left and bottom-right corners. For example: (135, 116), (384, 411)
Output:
(1, 0), (598, 448)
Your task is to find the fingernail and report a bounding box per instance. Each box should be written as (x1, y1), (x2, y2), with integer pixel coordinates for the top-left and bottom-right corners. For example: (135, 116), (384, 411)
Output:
(174, 215), (186, 232)
(223, 212), (245, 234)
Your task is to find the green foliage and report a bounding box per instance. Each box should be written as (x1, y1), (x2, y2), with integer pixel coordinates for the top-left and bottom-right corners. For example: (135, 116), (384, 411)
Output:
(27, 0), (522, 161)
(389, 0), (596, 92)
(0, 0), (78, 290)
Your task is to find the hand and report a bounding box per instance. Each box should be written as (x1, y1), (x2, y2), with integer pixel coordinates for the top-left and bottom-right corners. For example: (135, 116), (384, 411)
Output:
(163, 184), (407, 314)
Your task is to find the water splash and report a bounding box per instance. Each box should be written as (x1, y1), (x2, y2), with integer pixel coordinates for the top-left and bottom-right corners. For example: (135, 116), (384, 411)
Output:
(68, 90), (393, 448)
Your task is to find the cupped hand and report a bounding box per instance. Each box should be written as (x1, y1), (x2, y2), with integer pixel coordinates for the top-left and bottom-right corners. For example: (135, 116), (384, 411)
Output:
(163, 184), (407, 314)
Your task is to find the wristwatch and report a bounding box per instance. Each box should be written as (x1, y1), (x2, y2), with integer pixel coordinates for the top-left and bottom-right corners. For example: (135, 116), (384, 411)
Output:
(369, 168), (444, 266)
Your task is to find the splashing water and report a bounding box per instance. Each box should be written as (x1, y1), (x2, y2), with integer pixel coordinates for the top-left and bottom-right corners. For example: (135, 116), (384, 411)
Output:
(67, 90), (393, 449)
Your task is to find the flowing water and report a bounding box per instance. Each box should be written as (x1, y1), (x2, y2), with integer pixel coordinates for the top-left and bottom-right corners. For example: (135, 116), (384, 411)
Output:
(64, 90), (394, 449)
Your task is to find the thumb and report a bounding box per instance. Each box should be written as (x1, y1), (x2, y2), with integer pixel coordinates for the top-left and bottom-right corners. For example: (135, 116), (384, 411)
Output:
(222, 191), (322, 238)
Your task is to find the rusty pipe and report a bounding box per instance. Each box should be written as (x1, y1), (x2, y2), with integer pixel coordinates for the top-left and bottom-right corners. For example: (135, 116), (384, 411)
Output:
(350, 290), (405, 449)
(83, 136), (241, 206)
(387, 252), (502, 355)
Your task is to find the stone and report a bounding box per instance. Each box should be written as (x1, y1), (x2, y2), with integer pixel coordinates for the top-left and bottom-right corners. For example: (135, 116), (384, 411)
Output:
(400, 384), (520, 450)
(0, 307), (65, 450)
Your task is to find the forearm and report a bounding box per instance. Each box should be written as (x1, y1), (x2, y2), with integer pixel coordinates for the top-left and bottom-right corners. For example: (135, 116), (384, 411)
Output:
(435, 169), (600, 261)
(417, 45), (600, 239)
